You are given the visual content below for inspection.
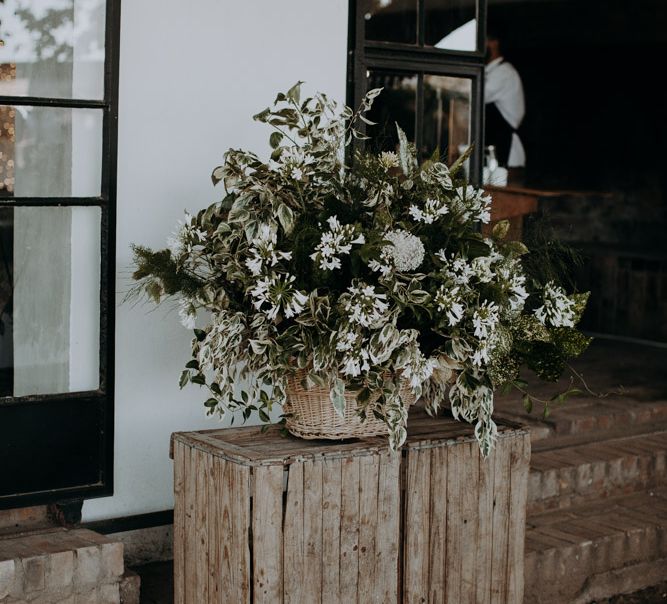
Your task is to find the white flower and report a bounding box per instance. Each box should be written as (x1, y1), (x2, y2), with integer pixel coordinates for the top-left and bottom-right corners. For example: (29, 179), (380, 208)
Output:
(382, 229), (425, 272)
(341, 348), (371, 377)
(402, 351), (437, 390)
(245, 224), (292, 276)
(453, 186), (492, 224)
(409, 198), (449, 224)
(343, 283), (390, 329)
(436, 251), (474, 285)
(168, 212), (207, 257)
(471, 340), (491, 367)
(178, 298), (196, 330)
(249, 273), (307, 321)
(534, 281), (576, 327)
(471, 251), (503, 283)
(368, 258), (393, 277)
(434, 285), (465, 326)
(378, 151), (399, 170)
(472, 301), (500, 340)
(336, 330), (359, 353)
(311, 215), (365, 271)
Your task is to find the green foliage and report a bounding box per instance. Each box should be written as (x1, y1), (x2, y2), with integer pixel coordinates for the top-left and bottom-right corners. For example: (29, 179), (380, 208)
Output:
(128, 82), (591, 453)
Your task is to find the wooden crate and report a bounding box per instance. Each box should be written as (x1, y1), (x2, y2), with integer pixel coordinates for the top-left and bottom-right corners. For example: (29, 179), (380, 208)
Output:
(171, 409), (530, 603)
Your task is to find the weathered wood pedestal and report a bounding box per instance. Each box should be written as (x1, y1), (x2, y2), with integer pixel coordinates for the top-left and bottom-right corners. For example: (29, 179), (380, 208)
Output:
(171, 410), (530, 603)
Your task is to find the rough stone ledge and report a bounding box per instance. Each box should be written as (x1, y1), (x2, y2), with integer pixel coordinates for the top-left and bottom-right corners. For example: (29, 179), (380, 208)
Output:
(0, 528), (126, 604)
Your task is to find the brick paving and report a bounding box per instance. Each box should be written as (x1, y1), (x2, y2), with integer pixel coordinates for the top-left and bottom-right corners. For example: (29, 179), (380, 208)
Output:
(503, 338), (667, 603)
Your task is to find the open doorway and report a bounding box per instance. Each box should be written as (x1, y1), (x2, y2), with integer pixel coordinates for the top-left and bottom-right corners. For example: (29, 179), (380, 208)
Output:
(486, 0), (667, 342)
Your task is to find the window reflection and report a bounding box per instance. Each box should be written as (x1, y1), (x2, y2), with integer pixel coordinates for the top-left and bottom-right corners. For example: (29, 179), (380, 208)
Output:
(0, 0), (106, 99)
(366, 71), (417, 153)
(362, 0), (418, 45)
(0, 206), (101, 397)
(425, 0), (478, 50)
(422, 75), (472, 163)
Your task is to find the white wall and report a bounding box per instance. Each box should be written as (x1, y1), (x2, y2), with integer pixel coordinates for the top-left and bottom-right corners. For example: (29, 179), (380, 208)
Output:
(83, 0), (349, 521)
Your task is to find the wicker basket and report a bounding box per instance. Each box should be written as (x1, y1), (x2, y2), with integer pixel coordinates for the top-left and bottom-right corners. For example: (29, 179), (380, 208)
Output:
(284, 369), (416, 440)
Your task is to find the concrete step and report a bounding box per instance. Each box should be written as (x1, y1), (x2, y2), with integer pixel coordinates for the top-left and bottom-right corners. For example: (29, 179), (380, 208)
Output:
(524, 489), (667, 604)
(494, 395), (667, 443)
(528, 425), (667, 513)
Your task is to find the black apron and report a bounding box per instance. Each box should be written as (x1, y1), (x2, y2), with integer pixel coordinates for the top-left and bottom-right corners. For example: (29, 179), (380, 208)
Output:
(485, 102), (514, 167)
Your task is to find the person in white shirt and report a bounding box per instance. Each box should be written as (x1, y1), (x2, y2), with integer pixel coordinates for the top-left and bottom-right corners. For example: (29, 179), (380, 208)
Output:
(484, 25), (526, 178)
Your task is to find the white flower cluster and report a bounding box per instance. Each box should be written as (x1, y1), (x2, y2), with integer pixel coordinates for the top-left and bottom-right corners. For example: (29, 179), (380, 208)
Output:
(378, 151), (399, 170)
(249, 273), (308, 321)
(401, 350), (438, 390)
(310, 215), (365, 270)
(268, 146), (316, 181)
(436, 251), (474, 285)
(168, 212), (207, 258)
(434, 285), (465, 326)
(471, 301), (500, 366)
(178, 298), (197, 330)
(343, 283), (390, 329)
(452, 186), (492, 224)
(496, 260), (529, 314)
(534, 281), (576, 327)
(409, 197), (450, 224)
(369, 229), (425, 276)
(245, 224), (292, 276)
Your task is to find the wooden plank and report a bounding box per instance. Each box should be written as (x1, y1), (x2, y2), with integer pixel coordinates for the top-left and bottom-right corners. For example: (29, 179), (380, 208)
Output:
(252, 464), (284, 603)
(507, 434), (530, 604)
(173, 440), (186, 604)
(213, 457), (232, 602)
(428, 446), (447, 604)
(303, 459), (324, 604)
(460, 441), (479, 603)
(283, 463), (304, 604)
(171, 412), (521, 466)
(375, 451), (401, 604)
(322, 458), (343, 604)
(490, 436), (511, 603)
(232, 462), (251, 602)
(475, 443), (496, 604)
(195, 449), (210, 602)
(445, 441), (463, 604)
(357, 453), (380, 602)
(184, 444), (197, 604)
(340, 456), (361, 603)
(403, 448), (431, 603)
(209, 458), (220, 603)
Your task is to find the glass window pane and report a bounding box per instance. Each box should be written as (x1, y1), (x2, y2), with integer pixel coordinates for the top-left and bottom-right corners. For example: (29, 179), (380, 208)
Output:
(424, 0), (478, 51)
(422, 74), (472, 162)
(0, 205), (100, 397)
(0, 0), (106, 99)
(0, 105), (103, 198)
(362, 0), (418, 45)
(366, 71), (417, 153)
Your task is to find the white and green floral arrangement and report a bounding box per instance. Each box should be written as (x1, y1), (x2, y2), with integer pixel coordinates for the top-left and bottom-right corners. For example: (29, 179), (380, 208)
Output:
(130, 82), (590, 454)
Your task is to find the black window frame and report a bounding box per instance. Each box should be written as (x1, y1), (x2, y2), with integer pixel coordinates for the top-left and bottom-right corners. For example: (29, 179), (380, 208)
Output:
(348, 0), (487, 182)
(0, 0), (121, 509)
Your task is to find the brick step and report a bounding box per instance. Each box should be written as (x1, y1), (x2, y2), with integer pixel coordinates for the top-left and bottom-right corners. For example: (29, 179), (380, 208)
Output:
(494, 396), (667, 443)
(528, 426), (667, 513)
(524, 489), (667, 604)
(0, 528), (125, 603)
